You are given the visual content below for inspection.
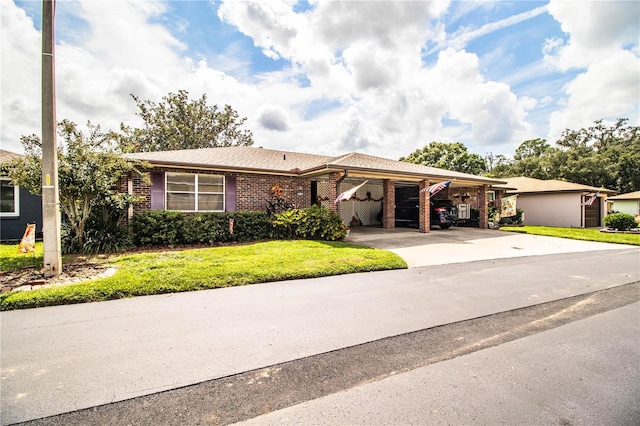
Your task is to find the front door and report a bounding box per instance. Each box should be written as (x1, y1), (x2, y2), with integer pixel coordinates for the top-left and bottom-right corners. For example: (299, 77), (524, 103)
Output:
(584, 198), (601, 227)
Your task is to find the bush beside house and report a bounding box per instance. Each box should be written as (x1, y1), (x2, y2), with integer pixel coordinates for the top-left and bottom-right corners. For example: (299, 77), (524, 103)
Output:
(603, 212), (638, 231)
(132, 205), (346, 247)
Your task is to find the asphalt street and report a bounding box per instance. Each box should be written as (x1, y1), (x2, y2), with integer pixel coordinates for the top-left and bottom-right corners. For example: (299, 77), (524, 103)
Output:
(1, 231), (639, 425)
(239, 301), (640, 426)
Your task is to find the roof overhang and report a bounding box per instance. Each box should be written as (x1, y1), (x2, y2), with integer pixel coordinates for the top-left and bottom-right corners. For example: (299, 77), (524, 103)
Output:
(301, 165), (502, 187)
(136, 160), (302, 177)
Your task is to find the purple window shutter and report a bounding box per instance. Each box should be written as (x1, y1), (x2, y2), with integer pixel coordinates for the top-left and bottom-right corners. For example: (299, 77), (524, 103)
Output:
(150, 172), (165, 210)
(225, 175), (237, 212)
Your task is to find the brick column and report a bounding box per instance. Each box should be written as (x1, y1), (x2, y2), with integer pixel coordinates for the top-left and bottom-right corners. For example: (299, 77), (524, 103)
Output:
(478, 184), (488, 229)
(328, 172), (341, 213)
(419, 180), (430, 233)
(382, 179), (395, 229)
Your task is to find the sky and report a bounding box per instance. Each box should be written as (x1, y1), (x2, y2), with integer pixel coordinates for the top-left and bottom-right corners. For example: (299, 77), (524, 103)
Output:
(2, 0), (639, 161)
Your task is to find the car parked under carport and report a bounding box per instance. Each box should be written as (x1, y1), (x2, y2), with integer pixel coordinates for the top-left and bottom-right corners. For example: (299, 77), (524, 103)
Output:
(395, 197), (457, 229)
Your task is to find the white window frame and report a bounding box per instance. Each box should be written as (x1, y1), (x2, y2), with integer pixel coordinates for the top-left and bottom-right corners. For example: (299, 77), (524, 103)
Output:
(487, 190), (496, 202)
(165, 172), (225, 212)
(0, 177), (20, 217)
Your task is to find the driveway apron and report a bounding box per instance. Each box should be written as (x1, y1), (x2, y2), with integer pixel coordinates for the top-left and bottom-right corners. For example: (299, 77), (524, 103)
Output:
(347, 226), (631, 267)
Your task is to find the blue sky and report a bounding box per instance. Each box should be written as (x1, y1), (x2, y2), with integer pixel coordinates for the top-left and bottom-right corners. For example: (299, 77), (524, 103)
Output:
(2, 1), (638, 161)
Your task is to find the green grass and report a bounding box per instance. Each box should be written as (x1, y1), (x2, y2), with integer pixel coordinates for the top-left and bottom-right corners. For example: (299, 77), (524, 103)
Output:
(0, 240), (407, 311)
(1, 242), (44, 271)
(500, 226), (640, 246)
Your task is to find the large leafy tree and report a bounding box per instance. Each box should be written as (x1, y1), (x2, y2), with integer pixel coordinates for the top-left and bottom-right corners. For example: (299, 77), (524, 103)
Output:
(499, 138), (557, 179)
(7, 120), (146, 249)
(400, 141), (487, 175)
(487, 119), (639, 193)
(124, 90), (254, 152)
(554, 118), (639, 193)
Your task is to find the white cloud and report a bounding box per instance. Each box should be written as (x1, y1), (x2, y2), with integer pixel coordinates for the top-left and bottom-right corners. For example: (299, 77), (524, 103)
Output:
(545, 0), (640, 141)
(1, 0), (42, 152)
(216, 0), (534, 158)
(7, 0), (633, 163)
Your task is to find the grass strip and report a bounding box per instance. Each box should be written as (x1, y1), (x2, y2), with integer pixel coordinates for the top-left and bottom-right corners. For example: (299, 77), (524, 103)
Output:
(0, 240), (406, 311)
(1, 242), (45, 271)
(500, 226), (640, 246)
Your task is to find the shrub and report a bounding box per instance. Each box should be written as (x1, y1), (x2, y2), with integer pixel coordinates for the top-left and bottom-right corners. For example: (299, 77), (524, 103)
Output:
(132, 210), (185, 246)
(131, 210), (271, 246)
(298, 204), (347, 240)
(231, 211), (270, 242)
(270, 209), (304, 239)
(82, 222), (133, 254)
(183, 213), (231, 244)
(603, 212), (637, 231)
(271, 205), (347, 241)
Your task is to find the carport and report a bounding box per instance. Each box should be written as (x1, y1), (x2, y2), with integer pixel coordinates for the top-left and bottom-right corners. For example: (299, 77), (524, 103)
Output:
(310, 158), (503, 232)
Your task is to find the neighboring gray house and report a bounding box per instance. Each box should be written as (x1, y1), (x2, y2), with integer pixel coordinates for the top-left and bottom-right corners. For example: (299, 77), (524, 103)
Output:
(0, 150), (43, 241)
(495, 176), (616, 228)
(607, 191), (640, 217)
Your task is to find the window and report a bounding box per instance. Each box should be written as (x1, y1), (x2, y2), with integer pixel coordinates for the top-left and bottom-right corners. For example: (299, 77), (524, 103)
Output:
(166, 173), (224, 211)
(0, 178), (19, 217)
(487, 191), (496, 202)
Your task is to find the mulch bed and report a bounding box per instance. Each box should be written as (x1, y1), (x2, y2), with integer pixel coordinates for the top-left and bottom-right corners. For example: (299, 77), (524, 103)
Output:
(0, 263), (111, 293)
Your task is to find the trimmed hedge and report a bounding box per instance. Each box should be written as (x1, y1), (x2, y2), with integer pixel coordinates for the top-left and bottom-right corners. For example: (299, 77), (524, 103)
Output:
(132, 206), (347, 247)
(132, 211), (270, 246)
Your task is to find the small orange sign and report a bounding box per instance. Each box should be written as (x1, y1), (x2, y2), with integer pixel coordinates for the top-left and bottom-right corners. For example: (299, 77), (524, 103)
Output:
(18, 224), (36, 254)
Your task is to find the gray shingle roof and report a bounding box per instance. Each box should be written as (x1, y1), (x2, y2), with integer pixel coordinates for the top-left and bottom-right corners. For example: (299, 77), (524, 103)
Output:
(0, 149), (24, 165)
(608, 191), (640, 200)
(125, 147), (334, 174)
(125, 146), (503, 185)
(497, 176), (616, 194)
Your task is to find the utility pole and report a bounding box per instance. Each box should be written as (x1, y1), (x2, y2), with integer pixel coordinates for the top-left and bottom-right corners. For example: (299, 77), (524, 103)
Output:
(41, 0), (62, 277)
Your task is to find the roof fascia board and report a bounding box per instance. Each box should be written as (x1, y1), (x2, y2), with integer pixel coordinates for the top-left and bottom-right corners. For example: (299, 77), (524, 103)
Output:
(145, 162), (300, 177)
(301, 165), (502, 185)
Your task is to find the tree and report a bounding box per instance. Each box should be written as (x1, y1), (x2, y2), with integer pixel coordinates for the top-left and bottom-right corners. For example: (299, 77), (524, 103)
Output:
(554, 118), (640, 193)
(486, 119), (640, 193)
(514, 138), (552, 160)
(8, 120), (146, 250)
(124, 90), (254, 152)
(400, 142), (487, 175)
(484, 153), (513, 177)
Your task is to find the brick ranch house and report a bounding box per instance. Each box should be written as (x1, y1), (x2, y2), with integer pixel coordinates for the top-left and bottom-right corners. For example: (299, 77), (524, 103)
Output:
(124, 146), (506, 233)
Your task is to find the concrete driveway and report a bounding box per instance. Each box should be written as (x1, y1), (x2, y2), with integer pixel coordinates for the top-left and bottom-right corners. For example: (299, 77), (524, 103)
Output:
(347, 226), (631, 267)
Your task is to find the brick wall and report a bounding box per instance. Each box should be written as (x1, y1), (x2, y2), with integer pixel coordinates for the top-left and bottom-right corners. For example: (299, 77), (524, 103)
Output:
(131, 173), (151, 213)
(130, 168), (312, 215)
(236, 174), (311, 211)
(328, 173), (341, 212)
(478, 185), (488, 228)
(382, 179), (395, 229)
(419, 180), (430, 233)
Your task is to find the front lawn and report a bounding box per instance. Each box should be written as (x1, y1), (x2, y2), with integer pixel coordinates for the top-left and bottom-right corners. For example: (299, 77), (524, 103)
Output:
(0, 242), (45, 271)
(0, 240), (407, 311)
(500, 226), (640, 246)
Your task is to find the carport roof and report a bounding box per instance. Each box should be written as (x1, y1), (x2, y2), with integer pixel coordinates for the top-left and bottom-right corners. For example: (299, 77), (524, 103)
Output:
(125, 146), (504, 186)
